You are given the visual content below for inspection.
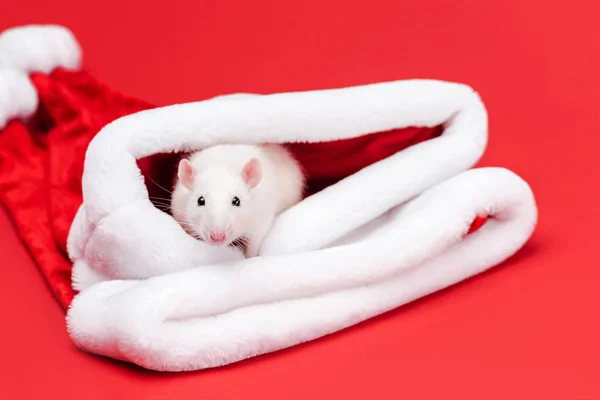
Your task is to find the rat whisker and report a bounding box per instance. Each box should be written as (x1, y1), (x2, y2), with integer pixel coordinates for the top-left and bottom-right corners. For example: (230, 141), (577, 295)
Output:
(152, 204), (173, 210)
(149, 199), (173, 204)
(149, 200), (173, 206)
(174, 221), (198, 230)
(150, 204), (173, 210)
(170, 216), (201, 225)
(148, 196), (174, 202)
(147, 176), (174, 195)
(240, 238), (258, 253)
(232, 236), (256, 257)
(151, 202), (172, 207)
(152, 206), (174, 213)
(165, 208), (198, 218)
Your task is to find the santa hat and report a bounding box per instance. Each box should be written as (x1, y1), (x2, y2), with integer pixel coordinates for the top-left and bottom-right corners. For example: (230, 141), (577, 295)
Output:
(0, 25), (537, 372)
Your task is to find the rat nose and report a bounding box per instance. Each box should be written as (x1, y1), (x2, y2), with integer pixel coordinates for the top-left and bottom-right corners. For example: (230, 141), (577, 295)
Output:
(209, 231), (227, 243)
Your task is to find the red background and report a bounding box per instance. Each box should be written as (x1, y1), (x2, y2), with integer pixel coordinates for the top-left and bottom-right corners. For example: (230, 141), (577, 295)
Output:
(1, 1), (598, 399)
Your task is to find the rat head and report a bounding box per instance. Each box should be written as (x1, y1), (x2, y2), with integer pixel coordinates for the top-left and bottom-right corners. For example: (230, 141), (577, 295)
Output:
(176, 157), (261, 246)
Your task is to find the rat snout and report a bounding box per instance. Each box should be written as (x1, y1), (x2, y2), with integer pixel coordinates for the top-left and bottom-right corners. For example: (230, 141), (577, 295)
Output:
(209, 230), (228, 244)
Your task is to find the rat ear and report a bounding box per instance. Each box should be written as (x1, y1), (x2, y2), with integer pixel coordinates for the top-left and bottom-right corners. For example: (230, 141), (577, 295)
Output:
(242, 158), (262, 189)
(177, 159), (194, 189)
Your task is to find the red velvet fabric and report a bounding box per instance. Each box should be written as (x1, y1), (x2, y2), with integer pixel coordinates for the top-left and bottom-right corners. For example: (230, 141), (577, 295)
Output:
(0, 69), (151, 308)
(0, 68), (482, 309)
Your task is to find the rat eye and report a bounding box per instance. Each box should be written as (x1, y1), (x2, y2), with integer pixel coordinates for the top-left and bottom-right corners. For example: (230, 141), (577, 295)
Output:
(232, 196), (241, 207)
(197, 196), (205, 206)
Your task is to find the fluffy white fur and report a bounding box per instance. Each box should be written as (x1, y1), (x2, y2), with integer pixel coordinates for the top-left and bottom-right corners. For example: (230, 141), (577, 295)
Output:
(0, 25), (81, 73)
(0, 68), (37, 129)
(0, 25), (537, 372)
(0, 25), (81, 129)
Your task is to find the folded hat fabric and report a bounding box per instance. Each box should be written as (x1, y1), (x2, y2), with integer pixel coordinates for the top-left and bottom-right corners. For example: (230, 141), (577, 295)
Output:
(0, 25), (537, 372)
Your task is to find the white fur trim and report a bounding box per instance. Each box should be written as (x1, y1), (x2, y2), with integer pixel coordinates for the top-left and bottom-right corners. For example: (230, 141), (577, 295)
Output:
(0, 25), (82, 129)
(0, 25), (81, 73)
(65, 80), (537, 371)
(67, 168), (536, 371)
(0, 68), (37, 129)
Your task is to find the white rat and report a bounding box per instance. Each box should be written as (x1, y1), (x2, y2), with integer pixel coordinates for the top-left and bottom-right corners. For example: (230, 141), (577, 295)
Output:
(170, 144), (305, 257)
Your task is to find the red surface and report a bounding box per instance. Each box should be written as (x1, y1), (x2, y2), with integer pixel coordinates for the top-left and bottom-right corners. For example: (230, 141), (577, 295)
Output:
(0, 0), (598, 398)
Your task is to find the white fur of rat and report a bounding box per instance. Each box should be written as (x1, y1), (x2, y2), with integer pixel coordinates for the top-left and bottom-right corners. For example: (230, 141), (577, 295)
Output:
(170, 144), (305, 257)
